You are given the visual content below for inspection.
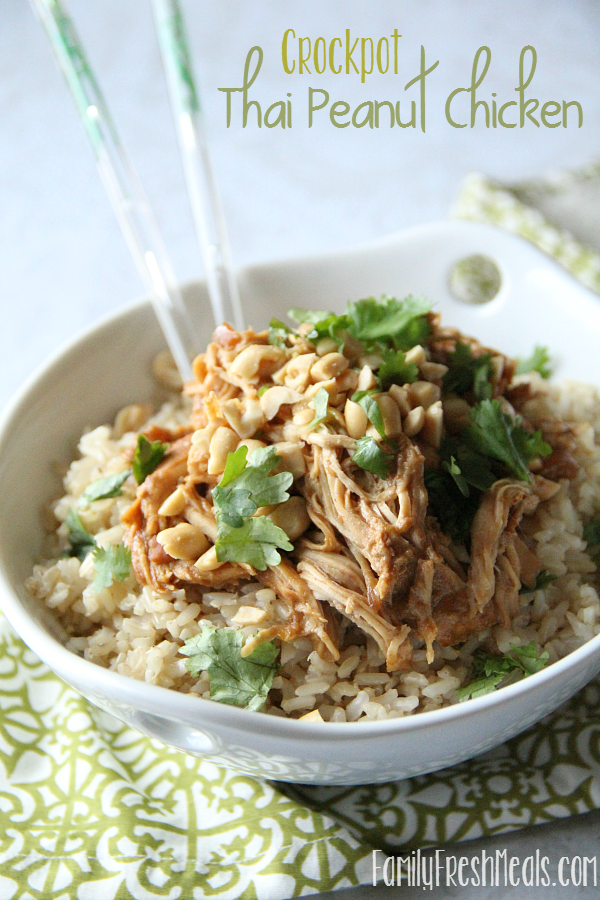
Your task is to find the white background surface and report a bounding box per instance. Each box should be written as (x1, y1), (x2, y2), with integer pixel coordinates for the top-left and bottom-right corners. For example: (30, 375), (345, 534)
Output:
(2, 1), (600, 897)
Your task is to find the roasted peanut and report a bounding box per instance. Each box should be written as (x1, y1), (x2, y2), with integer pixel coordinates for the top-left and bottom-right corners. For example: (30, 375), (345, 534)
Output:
(404, 345), (426, 366)
(268, 495), (311, 542)
(403, 405), (425, 436)
(422, 401), (443, 448)
(273, 442), (307, 479)
(158, 486), (186, 517)
(156, 523), (209, 560)
(231, 606), (268, 626)
(260, 386), (303, 421)
(407, 380), (441, 409)
(388, 384), (411, 416)
(229, 344), (287, 382)
(221, 397), (265, 439)
(315, 337), (338, 357)
(207, 426), (239, 474)
(420, 361), (448, 382)
(283, 353), (316, 390)
(344, 399), (368, 438)
(378, 394), (403, 437)
(357, 365), (378, 392)
(194, 546), (221, 571)
(310, 352), (349, 383)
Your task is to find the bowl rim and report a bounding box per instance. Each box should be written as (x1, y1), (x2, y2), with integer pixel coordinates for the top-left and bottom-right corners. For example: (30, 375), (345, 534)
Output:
(2, 218), (600, 742)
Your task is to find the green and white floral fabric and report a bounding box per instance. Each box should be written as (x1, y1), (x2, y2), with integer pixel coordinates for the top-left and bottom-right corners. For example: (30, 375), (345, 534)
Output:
(4, 168), (600, 899)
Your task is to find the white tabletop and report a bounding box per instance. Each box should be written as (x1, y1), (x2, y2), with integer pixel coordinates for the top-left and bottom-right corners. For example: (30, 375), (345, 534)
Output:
(2, 1), (600, 897)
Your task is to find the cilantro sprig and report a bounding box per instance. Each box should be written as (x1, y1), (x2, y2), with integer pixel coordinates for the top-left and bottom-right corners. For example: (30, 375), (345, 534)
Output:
(78, 469), (132, 506)
(180, 622), (279, 710)
(377, 349), (418, 389)
(133, 435), (168, 484)
(466, 400), (551, 482)
(456, 642), (549, 702)
(65, 509), (96, 560)
(268, 318), (292, 348)
(443, 342), (492, 401)
(288, 295), (431, 352)
(92, 544), (132, 592)
(516, 345), (552, 379)
(351, 390), (385, 439)
(307, 387), (330, 431)
(212, 446), (294, 570)
(352, 437), (395, 479)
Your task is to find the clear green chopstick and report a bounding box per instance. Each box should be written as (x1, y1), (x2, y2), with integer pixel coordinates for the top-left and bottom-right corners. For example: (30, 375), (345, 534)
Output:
(30, 0), (202, 382)
(151, 0), (243, 331)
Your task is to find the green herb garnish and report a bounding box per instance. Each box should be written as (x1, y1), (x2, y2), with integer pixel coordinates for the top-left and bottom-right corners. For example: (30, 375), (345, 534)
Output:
(465, 400), (551, 483)
(91, 543), (132, 592)
(424, 467), (481, 545)
(456, 641), (549, 701)
(268, 318), (292, 348)
(516, 345), (552, 379)
(65, 509), (96, 560)
(377, 349), (419, 389)
(520, 569), (558, 594)
(351, 390), (385, 439)
(443, 341), (493, 401)
(212, 446), (294, 570)
(352, 437), (395, 479)
(213, 446), (293, 528)
(288, 295), (432, 352)
(180, 622), (279, 710)
(133, 435), (168, 485)
(307, 387), (330, 431)
(78, 469), (132, 506)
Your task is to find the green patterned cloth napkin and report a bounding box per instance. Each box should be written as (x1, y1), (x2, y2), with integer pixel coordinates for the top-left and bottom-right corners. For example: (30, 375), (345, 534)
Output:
(4, 168), (600, 899)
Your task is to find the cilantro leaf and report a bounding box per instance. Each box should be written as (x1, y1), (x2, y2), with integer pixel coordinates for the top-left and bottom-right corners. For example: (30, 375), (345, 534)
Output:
(519, 569), (558, 594)
(516, 346), (552, 379)
(352, 390), (385, 439)
(584, 518), (600, 548)
(268, 318), (292, 348)
(352, 437), (395, 478)
(377, 349), (418, 389)
(443, 342), (492, 401)
(424, 467), (480, 545)
(345, 295), (432, 350)
(287, 296), (431, 353)
(466, 400), (537, 482)
(91, 543), (131, 591)
(441, 438), (496, 493)
(456, 641), (549, 701)
(308, 387), (330, 431)
(215, 517), (293, 570)
(506, 642), (550, 675)
(288, 308), (334, 325)
(180, 622), (279, 711)
(78, 469), (132, 506)
(213, 446), (293, 529)
(212, 446), (294, 567)
(512, 427), (552, 462)
(65, 509), (96, 560)
(455, 672), (506, 701)
(442, 456), (469, 497)
(133, 435), (168, 484)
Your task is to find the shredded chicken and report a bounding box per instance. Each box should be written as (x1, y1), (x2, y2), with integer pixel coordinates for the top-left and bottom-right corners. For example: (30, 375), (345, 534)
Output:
(121, 313), (572, 672)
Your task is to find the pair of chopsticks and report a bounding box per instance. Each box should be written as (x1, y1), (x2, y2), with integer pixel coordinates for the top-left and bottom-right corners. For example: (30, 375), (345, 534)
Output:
(30, 0), (243, 382)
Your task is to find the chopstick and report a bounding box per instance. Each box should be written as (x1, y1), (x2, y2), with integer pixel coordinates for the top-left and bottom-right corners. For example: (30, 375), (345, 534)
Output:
(30, 0), (202, 382)
(151, 0), (244, 331)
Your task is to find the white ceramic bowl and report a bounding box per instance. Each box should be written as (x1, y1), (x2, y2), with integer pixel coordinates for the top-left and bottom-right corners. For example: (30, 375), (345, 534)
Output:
(3, 220), (600, 786)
